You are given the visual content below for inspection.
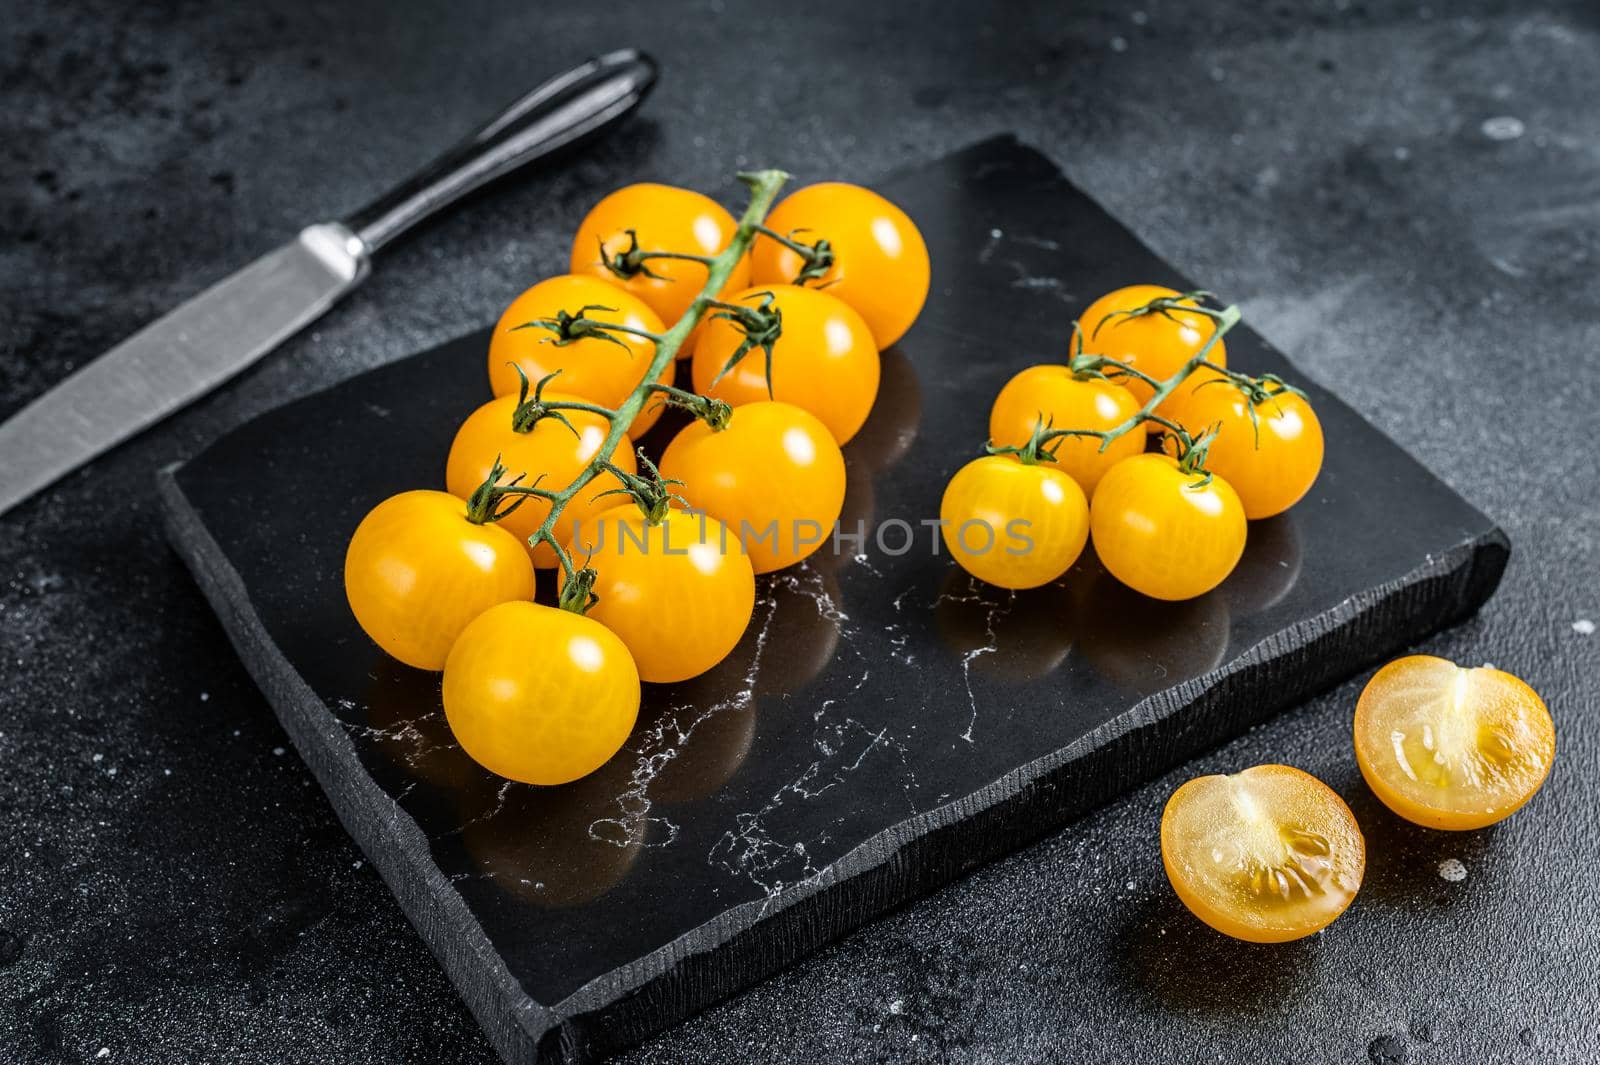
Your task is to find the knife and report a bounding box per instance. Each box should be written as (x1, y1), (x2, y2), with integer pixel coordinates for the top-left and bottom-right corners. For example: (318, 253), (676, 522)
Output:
(0, 48), (658, 519)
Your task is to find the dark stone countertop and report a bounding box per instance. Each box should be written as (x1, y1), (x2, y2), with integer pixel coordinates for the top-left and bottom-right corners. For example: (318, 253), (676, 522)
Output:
(3, 1), (1596, 1062)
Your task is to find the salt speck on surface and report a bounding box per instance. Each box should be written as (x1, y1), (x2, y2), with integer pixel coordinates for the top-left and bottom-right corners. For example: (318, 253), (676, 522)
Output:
(272, 747), (286, 757)
(96, 1050), (109, 1060)
(1438, 858), (1468, 883)
(91, 753), (103, 763)
(888, 999), (905, 1015)
(1573, 619), (1595, 635)
(199, 692), (209, 702)
(1481, 115), (1525, 141)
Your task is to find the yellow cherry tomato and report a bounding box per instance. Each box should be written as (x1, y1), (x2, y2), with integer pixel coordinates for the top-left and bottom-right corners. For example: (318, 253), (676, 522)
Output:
(487, 275), (671, 435)
(344, 490), (535, 671)
(1354, 655), (1555, 830)
(1162, 764), (1365, 943)
(750, 182), (930, 348)
(560, 504), (756, 684)
(1080, 284), (1227, 432)
(444, 392), (637, 569)
(442, 601), (640, 786)
(1168, 371), (1325, 519)
(692, 284), (880, 445)
(569, 183), (750, 339)
(940, 455), (1089, 590)
(987, 365), (1144, 496)
(660, 401), (846, 574)
(1089, 453), (1247, 601)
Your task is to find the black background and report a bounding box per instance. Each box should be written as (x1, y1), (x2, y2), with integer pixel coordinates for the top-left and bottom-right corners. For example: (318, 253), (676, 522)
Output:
(4, 1), (1597, 1062)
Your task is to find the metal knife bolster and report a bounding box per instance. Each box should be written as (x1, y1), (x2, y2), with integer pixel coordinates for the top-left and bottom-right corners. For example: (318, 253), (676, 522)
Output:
(299, 223), (371, 286)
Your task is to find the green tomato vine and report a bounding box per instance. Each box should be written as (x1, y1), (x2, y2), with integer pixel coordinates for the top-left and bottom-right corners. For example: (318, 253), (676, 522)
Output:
(987, 293), (1306, 485)
(470, 169), (793, 613)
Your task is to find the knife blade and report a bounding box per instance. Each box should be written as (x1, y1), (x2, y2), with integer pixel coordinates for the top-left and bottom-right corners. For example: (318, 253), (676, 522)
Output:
(0, 224), (366, 515)
(0, 49), (657, 519)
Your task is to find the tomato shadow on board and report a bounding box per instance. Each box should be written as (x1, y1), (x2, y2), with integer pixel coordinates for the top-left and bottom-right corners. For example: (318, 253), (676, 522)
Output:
(636, 662), (761, 806)
(846, 344), (922, 474)
(362, 658), (648, 910)
(1340, 778), (1497, 911)
(1115, 891), (1308, 1015)
(362, 658), (493, 797)
(933, 568), (1076, 684)
(1219, 513), (1303, 619)
(458, 747), (649, 911)
(1067, 552), (1233, 700)
(812, 456), (875, 572)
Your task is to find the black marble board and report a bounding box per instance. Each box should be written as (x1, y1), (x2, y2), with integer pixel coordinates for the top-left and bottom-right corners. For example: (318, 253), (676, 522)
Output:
(157, 136), (1507, 1064)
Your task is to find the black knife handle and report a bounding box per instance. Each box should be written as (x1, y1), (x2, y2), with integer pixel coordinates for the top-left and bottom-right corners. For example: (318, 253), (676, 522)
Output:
(344, 49), (657, 254)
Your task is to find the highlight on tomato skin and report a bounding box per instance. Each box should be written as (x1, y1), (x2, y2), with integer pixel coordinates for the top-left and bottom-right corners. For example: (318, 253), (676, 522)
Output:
(568, 182), (751, 334)
(1353, 655), (1556, 831)
(749, 181), (931, 349)
(1166, 369), (1325, 521)
(939, 454), (1089, 591)
(691, 283), (881, 446)
(442, 600), (641, 787)
(1078, 283), (1227, 428)
(1088, 453), (1247, 602)
(343, 490), (536, 672)
(1160, 764), (1365, 944)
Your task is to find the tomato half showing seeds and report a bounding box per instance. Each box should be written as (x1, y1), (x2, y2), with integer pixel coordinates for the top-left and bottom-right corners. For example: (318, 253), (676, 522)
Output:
(750, 182), (930, 349)
(987, 365), (1144, 496)
(569, 183), (751, 338)
(442, 601), (640, 786)
(1167, 372), (1325, 520)
(1079, 284), (1227, 431)
(487, 275), (671, 436)
(1089, 453), (1247, 601)
(940, 455), (1089, 590)
(692, 284), (881, 445)
(444, 392), (637, 569)
(1162, 764), (1365, 943)
(1354, 655), (1555, 831)
(560, 504), (756, 684)
(660, 400), (847, 574)
(344, 490), (536, 671)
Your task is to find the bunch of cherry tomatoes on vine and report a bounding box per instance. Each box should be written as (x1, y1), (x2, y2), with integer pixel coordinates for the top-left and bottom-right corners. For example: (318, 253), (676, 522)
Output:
(942, 283), (1324, 599)
(344, 170), (926, 788)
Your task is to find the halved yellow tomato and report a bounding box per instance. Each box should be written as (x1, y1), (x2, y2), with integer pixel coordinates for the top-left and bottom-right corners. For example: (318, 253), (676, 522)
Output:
(1354, 655), (1555, 830)
(1162, 764), (1365, 943)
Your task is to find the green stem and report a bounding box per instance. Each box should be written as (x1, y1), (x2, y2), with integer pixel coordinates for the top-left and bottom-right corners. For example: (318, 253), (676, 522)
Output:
(1035, 304), (1243, 462)
(528, 169), (792, 598)
(753, 223), (815, 258)
(564, 318), (663, 344)
(542, 398), (619, 421)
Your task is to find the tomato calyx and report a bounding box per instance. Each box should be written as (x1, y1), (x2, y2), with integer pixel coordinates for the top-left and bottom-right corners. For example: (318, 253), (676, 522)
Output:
(1168, 423), (1220, 486)
(591, 450), (688, 526)
(464, 456), (554, 526)
(753, 224), (835, 284)
(645, 382), (733, 431)
(705, 292), (784, 397)
(1090, 287), (1222, 339)
(510, 303), (663, 354)
(986, 413), (1062, 466)
(506, 365), (581, 436)
(595, 227), (717, 282)
(558, 563), (600, 614)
